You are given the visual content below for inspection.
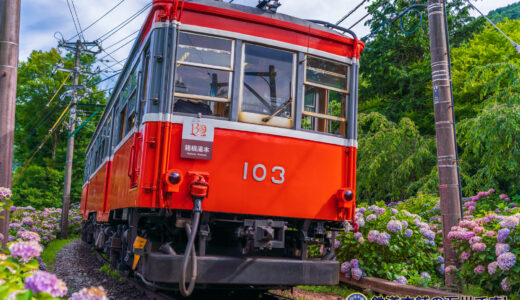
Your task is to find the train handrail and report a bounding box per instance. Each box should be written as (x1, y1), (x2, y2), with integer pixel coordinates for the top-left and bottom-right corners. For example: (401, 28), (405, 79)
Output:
(306, 20), (357, 40)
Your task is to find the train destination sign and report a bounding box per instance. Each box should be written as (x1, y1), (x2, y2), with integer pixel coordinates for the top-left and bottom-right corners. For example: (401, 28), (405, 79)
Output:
(180, 117), (215, 160)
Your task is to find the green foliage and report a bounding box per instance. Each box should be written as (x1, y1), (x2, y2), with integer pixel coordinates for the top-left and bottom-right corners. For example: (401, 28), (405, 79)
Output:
(13, 49), (106, 207)
(98, 264), (125, 282)
(357, 112), (437, 203)
(488, 2), (520, 23)
(359, 0), (485, 135)
(11, 165), (63, 209)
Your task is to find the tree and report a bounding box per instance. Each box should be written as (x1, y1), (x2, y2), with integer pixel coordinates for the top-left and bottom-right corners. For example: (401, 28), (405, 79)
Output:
(356, 112), (437, 203)
(358, 0), (486, 134)
(12, 49), (106, 207)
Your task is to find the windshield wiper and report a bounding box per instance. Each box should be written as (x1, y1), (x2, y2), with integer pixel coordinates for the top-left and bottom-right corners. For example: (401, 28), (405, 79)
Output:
(262, 98), (292, 122)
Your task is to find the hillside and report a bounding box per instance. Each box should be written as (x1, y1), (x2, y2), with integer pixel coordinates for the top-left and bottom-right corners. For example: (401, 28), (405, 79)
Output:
(488, 1), (520, 22)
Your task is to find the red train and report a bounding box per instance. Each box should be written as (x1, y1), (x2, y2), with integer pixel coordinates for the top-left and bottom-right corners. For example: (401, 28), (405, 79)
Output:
(81, 0), (364, 296)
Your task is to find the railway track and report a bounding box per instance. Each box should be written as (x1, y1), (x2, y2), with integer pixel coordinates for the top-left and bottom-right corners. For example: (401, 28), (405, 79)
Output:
(92, 250), (295, 300)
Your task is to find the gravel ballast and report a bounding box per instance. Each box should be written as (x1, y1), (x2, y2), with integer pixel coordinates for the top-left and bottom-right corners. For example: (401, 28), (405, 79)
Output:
(53, 239), (148, 299)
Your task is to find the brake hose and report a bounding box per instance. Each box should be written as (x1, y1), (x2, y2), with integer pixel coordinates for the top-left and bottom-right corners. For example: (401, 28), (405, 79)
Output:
(179, 199), (202, 297)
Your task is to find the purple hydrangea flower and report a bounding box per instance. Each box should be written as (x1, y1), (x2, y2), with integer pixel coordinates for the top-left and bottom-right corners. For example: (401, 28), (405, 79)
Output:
(24, 271), (67, 297)
(366, 214), (377, 222)
(9, 241), (43, 263)
(469, 236), (482, 245)
(22, 217), (34, 226)
(461, 252), (471, 260)
(471, 243), (486, 252)
(420, 272), (431, 281)
(357, 207), (366, 214)
(0, 187), (12, 199)
(350, 259), (359, 268)
(340, 262), (350, 275)
(501, 278), (511, 292)
(401, 220), (408, 229)
(353, 232), (362, 239)
(497, 252), (516, 271)
(473, 265), (485, 274)
(497, 228), (510, 243)
(404, 229), (413, 237)
(500, 216), (519, 228)
(387, 220), (403, 233)
(367, 230), (379, 243)
(393, 276), (407, 285)
(351, 267), (363, 280)
(488, 261), (498, 275)
(437, 256), (444, 264)
(375, 207), (386, 215)
(496, 243), (510, 257)
(421, 228), (435, 241)
(334, 240), (340, 248)
(69, 286), (109, 300)
(391, 208), (398, 214)
(376, 232), (391, 246)
(16, 230), (40, 242)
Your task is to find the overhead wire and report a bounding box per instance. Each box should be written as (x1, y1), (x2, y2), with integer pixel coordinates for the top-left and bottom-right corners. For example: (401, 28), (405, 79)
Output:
(104, 29), (139, 51)
(348, 0), (388, 30)
(99, 37), (135, 61)
(336, 0), (369, 25)
(14, 102), (72, 184)
(97, 3), (151, 42)
(68, 0), (127, 41)
(66, 0), (82, 40)
(70, 0), (85, 41)
(21, 73), (72, 145)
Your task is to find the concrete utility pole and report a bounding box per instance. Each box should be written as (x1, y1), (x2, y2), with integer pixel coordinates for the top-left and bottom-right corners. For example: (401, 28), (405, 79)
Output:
(60, 41), (81, 239)
(58, 39), (101, 238)
(427, 0), (462, 288)
(0, 0), (21, 248)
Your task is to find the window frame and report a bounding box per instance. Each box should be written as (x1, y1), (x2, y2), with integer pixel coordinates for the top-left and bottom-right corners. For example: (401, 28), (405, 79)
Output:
(301, 56), (349, 131)
(174, 31), (235, 104)
(238, 42), (297, 128)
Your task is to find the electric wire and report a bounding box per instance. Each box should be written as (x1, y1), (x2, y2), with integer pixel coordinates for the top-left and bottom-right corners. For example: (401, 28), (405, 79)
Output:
(21, 73), (72, 145)
(68, 0), (126, 41)
(14, 102), (72, 184)
(348, 0), (388, 30)
(70, 0), (85, 41)
(88, 72), (121, 87)
(336, 0), (369, 25)
(465, 0), (520, 53)
(104, 29), (139, 51)
(99, 38), (135, 61)
(66, 0), (82, 41)
(97, 3), (151, 43)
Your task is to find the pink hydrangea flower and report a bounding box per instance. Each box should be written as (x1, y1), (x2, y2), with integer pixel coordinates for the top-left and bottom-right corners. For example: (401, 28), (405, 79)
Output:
(69, 286), (109, 300)
(9, 241), (43, 263)
(471, 243), (486, 252)
(488, 261), (498, 275)
(474, 265), (485, 274)
(387, 220), (403, 233)
(461, 252), (471, 260)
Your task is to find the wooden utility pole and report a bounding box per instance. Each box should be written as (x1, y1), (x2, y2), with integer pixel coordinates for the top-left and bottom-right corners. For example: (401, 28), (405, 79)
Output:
(59, 41), (81, 239)
(0, 0), (21, 248)
(427, 0), (462, 288)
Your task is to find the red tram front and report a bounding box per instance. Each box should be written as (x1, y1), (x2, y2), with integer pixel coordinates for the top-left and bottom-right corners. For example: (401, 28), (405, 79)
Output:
(80, 0), (364, 295)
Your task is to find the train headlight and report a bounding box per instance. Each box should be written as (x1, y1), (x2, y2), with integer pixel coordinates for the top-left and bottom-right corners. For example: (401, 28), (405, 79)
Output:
(168, 172), (182, 185)
(343, 190), (354, 201)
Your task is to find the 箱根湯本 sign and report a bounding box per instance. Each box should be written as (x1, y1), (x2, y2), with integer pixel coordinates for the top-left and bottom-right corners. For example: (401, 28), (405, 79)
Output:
(180, 117), (214, 160)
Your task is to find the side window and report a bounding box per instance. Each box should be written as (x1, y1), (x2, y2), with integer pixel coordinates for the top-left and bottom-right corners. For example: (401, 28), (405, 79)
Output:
(301, 56), (349, 136)
(126, 65), (138, 134)
(173, 32), (233, 118)
(240, 44), (295, 127)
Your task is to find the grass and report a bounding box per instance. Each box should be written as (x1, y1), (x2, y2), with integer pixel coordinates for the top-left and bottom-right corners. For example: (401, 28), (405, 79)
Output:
(40, 235), (79, 269)
(297, 284), (371, 298)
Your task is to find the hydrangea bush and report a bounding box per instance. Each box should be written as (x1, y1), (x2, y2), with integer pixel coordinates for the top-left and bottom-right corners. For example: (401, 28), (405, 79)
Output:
(449, 189), (520, 294)
(0, 188), (108, 299)
(336, 194), (444, 287)
(8, 204), (82, 245)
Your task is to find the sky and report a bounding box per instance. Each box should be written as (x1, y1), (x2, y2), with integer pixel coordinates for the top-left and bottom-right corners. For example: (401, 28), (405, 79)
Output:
(19, 0), (520, 84)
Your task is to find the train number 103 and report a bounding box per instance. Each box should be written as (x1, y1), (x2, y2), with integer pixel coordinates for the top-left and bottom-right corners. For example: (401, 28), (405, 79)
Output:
(243, 162), (285, 184)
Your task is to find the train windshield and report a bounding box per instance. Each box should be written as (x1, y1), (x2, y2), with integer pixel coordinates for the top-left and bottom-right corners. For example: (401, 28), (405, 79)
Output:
(173, 32), (233, 117)
(241, 44), (294, 119)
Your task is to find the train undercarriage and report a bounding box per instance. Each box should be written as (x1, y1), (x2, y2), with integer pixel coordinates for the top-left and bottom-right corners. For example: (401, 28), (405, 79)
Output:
(82, 207), (341, 295)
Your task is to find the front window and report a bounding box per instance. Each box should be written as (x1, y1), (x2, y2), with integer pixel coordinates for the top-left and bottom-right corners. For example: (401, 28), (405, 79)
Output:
(173, 32), (233, 118)
(240, 44), (295, 127)
(302, 56), (349, 135)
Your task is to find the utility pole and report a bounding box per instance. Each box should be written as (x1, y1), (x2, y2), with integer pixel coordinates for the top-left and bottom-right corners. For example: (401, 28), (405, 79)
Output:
(0, 0), (21, 248)
(58, 39), (101, 238)
(427, 0), (462, 288)
(60, 41), (81, 239)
